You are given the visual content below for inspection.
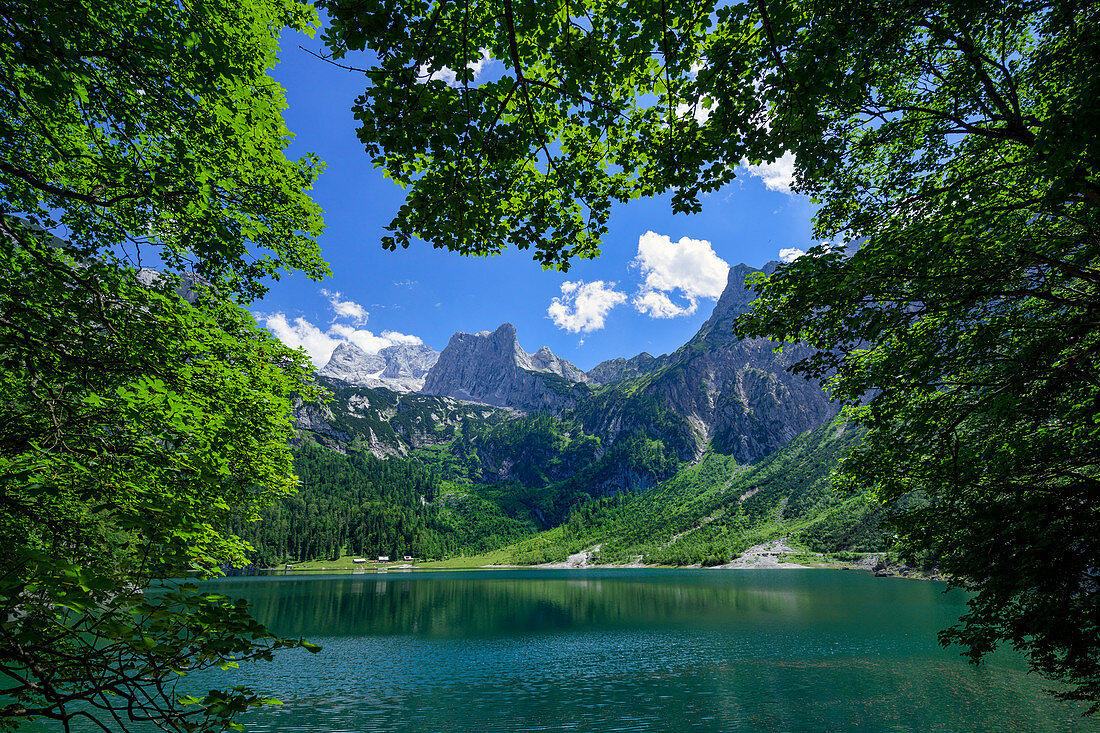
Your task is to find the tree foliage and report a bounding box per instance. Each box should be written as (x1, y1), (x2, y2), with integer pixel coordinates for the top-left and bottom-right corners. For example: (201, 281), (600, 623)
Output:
(237, 440), (535, 564)
(1, 0), (327, 299)
(319, 0), (780, 268)
(0, 222), (323, 731)
(733, 0), (1100, 711)
(1, 0), (329, 729)
(323, 0), (1100, 711)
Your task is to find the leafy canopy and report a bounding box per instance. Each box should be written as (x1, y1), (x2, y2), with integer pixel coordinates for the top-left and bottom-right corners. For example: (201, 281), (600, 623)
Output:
(323, 0), (1100, 711)
(1, 0), (328, 299)
(735, 0), (1100, 712)
(1, 0), (330, 729)
(320, 0), (785, 268)
(0, 221), (323, 731)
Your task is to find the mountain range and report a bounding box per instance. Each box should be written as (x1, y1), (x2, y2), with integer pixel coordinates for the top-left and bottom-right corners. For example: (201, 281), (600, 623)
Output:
(301, 262), (837, 485)
(320, 341), (440, 392)
(422, 323), (588, 411)
(260, 261), (883, 567)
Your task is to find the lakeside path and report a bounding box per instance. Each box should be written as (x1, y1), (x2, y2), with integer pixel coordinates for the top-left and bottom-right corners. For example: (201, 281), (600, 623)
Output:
(262, 556), (953, 582)
(270, 542), (817, 572)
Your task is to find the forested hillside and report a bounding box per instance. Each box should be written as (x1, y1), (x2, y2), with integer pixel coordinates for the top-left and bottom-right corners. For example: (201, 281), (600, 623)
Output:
(266, 264), (883, 569)
(245, 414), (888, 568)
(498, 417), (884, 566)
(235, 441), (537, 566)
(415, 409), (681, 527)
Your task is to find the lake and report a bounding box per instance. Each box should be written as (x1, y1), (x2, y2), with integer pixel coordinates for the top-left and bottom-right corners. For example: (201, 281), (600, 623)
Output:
(187, 568), (1094, 732)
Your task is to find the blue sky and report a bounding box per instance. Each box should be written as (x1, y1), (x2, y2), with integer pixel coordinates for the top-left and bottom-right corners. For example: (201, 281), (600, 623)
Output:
(255, 26), (817, 372)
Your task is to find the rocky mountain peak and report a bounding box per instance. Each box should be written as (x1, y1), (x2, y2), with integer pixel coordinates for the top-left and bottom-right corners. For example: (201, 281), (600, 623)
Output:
(320, 341), (439, 392)
(530, 345), (587, 382)
(690, 261), (780, 346)
(488, 322), (518, 339)
(578, 260), (838, 463)
(320, 342), (385, 382)
(422, 323), (586, 410)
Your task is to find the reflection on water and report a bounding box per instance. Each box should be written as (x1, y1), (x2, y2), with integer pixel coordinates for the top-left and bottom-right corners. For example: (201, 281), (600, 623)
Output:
(201, 569), (1093, 733)
(239, 570), (837, 638)
(29, 569), (1098, 732)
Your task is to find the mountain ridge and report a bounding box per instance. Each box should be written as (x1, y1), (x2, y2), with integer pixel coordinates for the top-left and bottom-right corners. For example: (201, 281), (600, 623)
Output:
(320, 341), (439, 392)
(271, 261), (886, 569)
(297, 262), (838, 508)
(421, 322), (588, 412)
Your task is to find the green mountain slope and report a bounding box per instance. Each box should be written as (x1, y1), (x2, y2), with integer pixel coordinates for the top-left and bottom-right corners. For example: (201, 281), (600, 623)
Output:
(241, 414), (888, 568)
(495, 417), (885, 566)
(262, 264), (888, 569)
(234, 441), (537, 566)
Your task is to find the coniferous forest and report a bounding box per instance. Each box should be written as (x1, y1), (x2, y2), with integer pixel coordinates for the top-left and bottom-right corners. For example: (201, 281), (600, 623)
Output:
(235, 441), (537, 565)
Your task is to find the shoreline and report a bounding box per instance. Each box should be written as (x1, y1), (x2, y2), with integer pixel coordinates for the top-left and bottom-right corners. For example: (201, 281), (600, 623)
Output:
(251, 562), (947, 584)
(257, 540), (946, 582)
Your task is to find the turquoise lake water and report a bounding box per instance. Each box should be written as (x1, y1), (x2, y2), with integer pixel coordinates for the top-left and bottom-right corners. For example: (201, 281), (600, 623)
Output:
(26, 568), (1100, 731)
(195, 568), (1094, 732)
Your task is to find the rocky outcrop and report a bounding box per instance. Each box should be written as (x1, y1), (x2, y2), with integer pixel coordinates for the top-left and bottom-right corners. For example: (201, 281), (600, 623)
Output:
(421, 323), (588, 412)
(320, 342), (385, 383)
(580, 262), (838, 465)
(640, 262), (838, 462)
(378, 343), (440, 384)
(291, 396), (354, 453)
(295, 377), (510, 457)
(530, 345), (587, 382)
(586, 352), (661, 386)
(320, 342), (439, 392)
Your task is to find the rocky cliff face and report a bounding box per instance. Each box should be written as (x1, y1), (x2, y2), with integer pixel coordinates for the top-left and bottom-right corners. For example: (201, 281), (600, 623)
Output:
(421, 323), (588, 412)
(379, 343), (440, 382)
(586, 352), (663, 386)
(320, 342), (385, 383)
(319, 342), (439, 392)
(304, 262), (836, 477)
(596, 262), (838, 463)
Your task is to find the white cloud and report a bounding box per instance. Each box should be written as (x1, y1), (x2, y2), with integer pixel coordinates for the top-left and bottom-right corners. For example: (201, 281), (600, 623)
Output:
(778, 241), (855, 263)
(631, 231), (730, 318)
(260, 313), (343, 367)
(381, 330), (423, 346)
(744, 150), (796, 193)
(633, 289), (696, 319)
(327, 323), (422, 355)
(634, 232), (729, 299)
(547, 280), (627, 333)
(417, 48), (495, 88)
(321, 288), (368, 325)
(259, 315), (424, 368)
